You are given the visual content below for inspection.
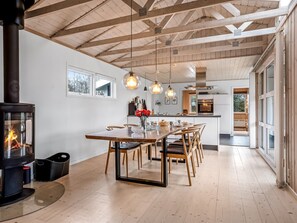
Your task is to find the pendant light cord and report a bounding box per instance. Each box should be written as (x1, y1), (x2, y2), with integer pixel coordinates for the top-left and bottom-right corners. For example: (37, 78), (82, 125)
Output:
(169, 47), (172, 86)
(155, 36), (158, 81)
(130, 0), (133, 72)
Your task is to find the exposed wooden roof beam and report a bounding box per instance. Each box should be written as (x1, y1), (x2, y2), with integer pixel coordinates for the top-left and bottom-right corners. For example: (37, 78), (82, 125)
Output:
(221, 3), (241, 16)
(25, 0), (95, 19)
(121, 0), (184, 43)
(98, 27), (276, 56)
(79, 7), (287, 49)
(206, 8), (237, 32)
(122, 47), (263, 68)
(121, 0), (157, 29)
(144, 0), (156, 10)
(113, 40), (267, 63)
(53, 0), (234, 37)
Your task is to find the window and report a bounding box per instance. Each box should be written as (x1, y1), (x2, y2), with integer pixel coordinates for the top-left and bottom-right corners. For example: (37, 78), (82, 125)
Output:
(67, 68), (92, 96)
(234, 94), (247, 112)
(266, 64), (274, 93)
(257, 61), (275, 166)
(189, 94), (196, 113)
(94, 74), (113, 98)
(67, 66), (116, 98)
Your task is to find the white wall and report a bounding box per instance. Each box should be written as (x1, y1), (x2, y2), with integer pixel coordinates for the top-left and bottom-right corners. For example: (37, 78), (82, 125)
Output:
(0, 28), (152, 164)
(157, 80), (249, 134)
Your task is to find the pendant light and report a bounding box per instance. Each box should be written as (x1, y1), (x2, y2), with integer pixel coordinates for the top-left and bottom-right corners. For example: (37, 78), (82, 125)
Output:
(165, 47), (176, 98)
(149, 36), (163, 94)
(122, 0), (140, 90)
(144, 73), (148, 91)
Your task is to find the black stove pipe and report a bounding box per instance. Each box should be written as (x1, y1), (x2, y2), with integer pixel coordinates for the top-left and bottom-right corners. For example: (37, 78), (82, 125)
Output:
(0, 0), (35, 103)
(3, 23), (20, 103)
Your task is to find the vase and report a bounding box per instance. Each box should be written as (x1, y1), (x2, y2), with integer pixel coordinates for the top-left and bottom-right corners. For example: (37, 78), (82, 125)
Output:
(140, 116), (147, 131)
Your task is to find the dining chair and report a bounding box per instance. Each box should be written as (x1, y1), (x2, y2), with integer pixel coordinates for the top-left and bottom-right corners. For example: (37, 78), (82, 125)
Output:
(193, 123), (206, 161)
(105, 125), (141, 177)
(160, 128), (197, 186)
(124, 123), (158, 166)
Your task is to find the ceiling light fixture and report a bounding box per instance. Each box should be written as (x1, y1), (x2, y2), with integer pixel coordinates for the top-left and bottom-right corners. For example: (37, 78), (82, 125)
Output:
(144, 73), (148, 91)
(122, 0), (140, 90)
(149, 36), (163, 94)
(165, 47), (176, 98)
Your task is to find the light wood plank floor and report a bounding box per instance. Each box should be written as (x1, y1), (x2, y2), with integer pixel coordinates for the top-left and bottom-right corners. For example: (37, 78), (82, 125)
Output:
(5, 146), (297, 223)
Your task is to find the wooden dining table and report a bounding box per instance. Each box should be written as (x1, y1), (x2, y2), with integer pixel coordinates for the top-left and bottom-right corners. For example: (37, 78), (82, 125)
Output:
(85, 125), (183, 187)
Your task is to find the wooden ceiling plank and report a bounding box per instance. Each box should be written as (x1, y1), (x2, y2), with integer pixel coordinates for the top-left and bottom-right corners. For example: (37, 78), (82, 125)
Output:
(113, 40), (267, 62)
(169, 10), (196, 42)
(99, 27), (276, 56)
(25, 0), (96, 19)
(79, 7), (286, 48)
(28, 0), (48, 11)
(53, 0), (234, 37)
(50, 0), (113, 38)
(221, 3), (241, 16)
(77, 26), (117, 49)
(95, 43), (123, 57)
(158, 0), (184, 29)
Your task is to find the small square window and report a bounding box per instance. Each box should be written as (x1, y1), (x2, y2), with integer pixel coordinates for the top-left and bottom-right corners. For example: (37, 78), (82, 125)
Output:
(94, 74), (115, 98)
(67, 68), (92, 96)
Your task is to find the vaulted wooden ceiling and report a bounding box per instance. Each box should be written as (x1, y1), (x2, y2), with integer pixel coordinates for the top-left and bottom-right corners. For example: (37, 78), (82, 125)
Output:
(25, 0), (284, 83)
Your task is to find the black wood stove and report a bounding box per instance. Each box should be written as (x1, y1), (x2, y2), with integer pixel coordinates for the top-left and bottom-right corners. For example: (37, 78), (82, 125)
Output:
(0, 0), (36, 206)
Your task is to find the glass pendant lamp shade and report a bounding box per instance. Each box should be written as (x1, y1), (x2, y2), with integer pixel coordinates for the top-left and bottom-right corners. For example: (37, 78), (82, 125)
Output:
(149, 81), (163, 94)
(122, 0), (141, 90)
(123, 71), (140, 90)
(165, 85), (176, 98)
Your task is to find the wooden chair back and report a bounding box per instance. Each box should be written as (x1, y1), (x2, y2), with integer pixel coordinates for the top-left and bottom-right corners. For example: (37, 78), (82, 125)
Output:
(106, 125), (125, 131)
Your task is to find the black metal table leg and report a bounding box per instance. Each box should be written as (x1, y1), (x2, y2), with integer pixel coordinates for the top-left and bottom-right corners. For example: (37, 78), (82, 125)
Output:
(115, 139), (168, 187)
(147, 144), (151, 160)
(162, 137), (168, 186)
(115, 141), (121, 180)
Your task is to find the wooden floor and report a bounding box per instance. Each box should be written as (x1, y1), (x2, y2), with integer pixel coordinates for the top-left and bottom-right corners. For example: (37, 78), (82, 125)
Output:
(6, 146), (297, 223)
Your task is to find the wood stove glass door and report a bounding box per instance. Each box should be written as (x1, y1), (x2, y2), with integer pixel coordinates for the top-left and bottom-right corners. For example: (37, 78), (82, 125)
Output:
(4, 112), (33, 159)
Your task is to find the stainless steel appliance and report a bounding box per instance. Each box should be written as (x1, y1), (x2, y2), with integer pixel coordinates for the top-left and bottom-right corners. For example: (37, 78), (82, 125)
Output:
(198, 99), (214, 114)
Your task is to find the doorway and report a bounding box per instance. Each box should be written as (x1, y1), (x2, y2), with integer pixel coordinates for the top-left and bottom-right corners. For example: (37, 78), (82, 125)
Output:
(233, 88), (249, 135)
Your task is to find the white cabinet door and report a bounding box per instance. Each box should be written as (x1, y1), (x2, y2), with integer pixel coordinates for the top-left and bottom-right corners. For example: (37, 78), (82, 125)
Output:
(214, 104), (231, 134)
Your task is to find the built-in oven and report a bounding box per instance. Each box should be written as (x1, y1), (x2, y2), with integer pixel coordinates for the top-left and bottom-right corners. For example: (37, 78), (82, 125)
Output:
(198, 99), (214, 114)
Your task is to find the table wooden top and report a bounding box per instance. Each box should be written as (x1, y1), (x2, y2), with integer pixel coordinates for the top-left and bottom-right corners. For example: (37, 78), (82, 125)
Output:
(85, 126), (183, 143)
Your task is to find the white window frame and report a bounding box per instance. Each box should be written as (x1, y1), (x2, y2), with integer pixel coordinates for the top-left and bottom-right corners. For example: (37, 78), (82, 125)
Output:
(67, 66), (93, 97)
(93, 73), (116, 99)
(67, 66), (116, 99)
(258, 60), (275, 165)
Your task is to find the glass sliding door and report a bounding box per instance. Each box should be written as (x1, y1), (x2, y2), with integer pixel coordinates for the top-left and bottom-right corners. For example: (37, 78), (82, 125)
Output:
(258, 62), (275, 166)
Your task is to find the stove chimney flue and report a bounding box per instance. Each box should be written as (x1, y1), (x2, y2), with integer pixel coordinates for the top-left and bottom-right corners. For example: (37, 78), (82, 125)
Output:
(0, 0), (35, 103)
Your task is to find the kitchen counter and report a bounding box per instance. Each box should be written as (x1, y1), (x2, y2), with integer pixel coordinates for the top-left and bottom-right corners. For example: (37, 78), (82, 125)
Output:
(127, 115), (220, 150)
(128, 114), (221, 118)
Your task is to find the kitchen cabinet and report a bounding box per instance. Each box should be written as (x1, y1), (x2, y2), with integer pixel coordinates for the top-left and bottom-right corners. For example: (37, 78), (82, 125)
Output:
(214, 94), (232, 134)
